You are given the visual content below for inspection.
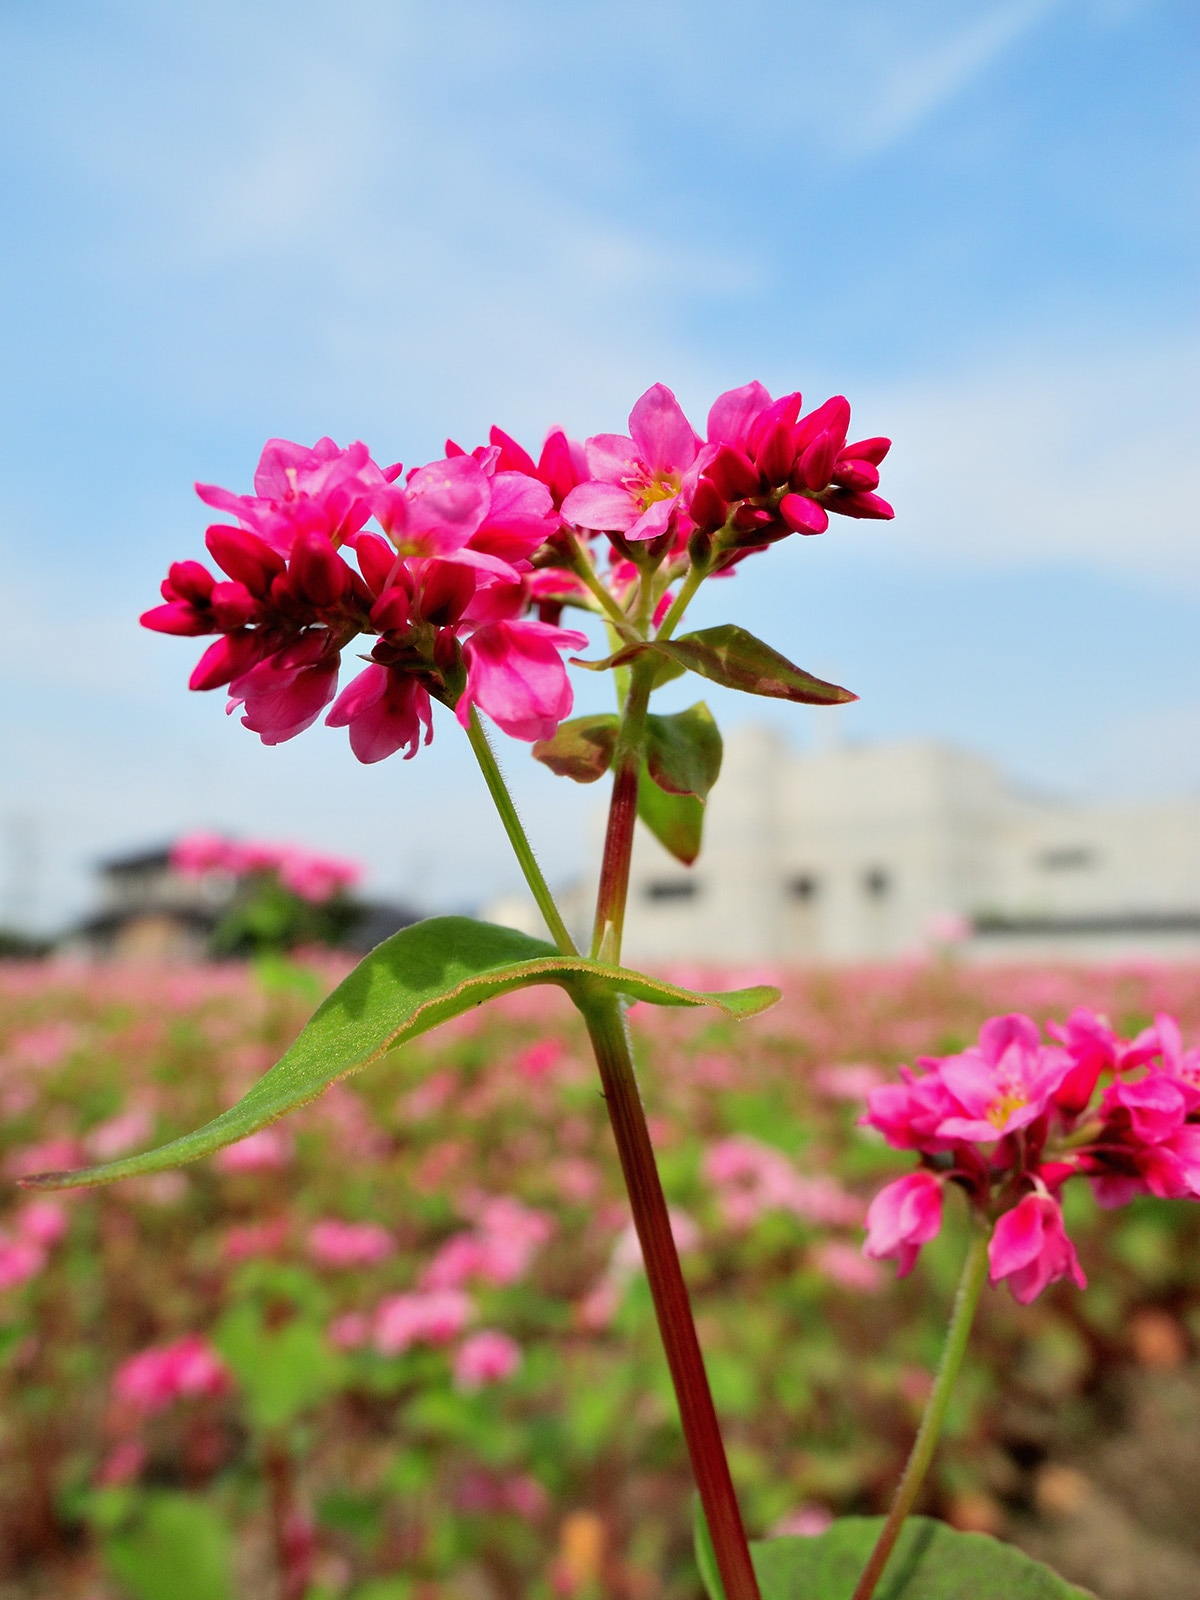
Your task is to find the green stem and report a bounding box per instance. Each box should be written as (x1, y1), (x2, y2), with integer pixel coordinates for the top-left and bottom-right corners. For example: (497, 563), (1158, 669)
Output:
(590, 656), (656, 961)
(655, 561), (706, 641)
(464, 706), (578, 956)
(565, 530), (631, 629)
(581, 991), (760, 1600)
(851, 1217), (992, 1600)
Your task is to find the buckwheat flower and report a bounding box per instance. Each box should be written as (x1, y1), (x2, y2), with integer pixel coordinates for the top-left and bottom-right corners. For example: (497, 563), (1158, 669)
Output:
(373, 1289), (474, 1356)
(275, 848), (360, 903)
(196, 437), (387, 555)
(307, 1219), (394, 1270)
(325, 663), (434, 764)
(0, 1234), (47, 1292)
(453, 1329), (522, 1391)
(561, 383), (703, 541)
(930, 1014), (1072, 1143)
(456, 618), (588, 742)
(988, 1191), (1086, 1304)
(863, 1171), (944, 1278)
(15, 1200), (68, 1249)
(214, 1127), (292, 1173)
(113, 1335), (231, 1417)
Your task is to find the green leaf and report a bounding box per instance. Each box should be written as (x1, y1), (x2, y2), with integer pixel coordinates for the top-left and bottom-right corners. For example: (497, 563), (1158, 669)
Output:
(732, 1517), (1095, 1600)
(213, 1303), (340, 1430)
(659, 625), (856, 705)
(645, 702), (723, 800)
(571, 626), (854, 705)
(694, 1501), (728, 1600)
(22, 918), (778, 1190)
(531, 714), (619, 782)
(638, 766), (705, 865)
(103, 1493), (234, 1600)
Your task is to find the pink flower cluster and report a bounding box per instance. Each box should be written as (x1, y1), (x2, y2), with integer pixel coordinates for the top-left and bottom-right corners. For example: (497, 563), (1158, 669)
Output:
(112, 1334), (231, 1417)
(862, 1010), (1200, 1303)
(419, 1194), (553, 1292)
(171, 832), (360, 903)
(0, 1200), (68, 1292)
(142, 382), (890, 762)
(704, 1135), (864, 1229)
(329, 1290), (522, 1393)
(307, 1218), (394, 1269)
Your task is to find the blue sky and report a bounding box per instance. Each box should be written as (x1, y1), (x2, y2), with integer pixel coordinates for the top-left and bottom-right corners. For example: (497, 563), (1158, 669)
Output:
(1, 0), (1197, 927)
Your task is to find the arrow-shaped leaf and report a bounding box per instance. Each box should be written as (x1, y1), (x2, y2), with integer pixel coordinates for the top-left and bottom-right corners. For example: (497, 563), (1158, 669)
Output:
(21, 918), (778, 1191)
(645, 702), (723, 800)
(638, 767), (706, 865)
(572, 626), (854, 706)
(658, 625), (856, 705)
(531, 714), (619, 782)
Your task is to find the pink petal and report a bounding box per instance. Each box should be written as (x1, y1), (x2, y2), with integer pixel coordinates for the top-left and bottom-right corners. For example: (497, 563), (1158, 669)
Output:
(561, 481), (639, 533)
(628, 383), (701, 474)
(707, 381), (773, 446)
(583, 433), (639, 482)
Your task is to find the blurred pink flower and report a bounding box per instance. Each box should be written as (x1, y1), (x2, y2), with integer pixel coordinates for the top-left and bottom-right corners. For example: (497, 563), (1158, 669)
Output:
(307, 1219), (394, 1269)
(221, 1217), (289, 1263)
(454, 1330), (522, 1391)
(769, 1505), (834, 1538)
(113, 1334), (231, 1416)
(86, 1106), (155, 1161)
(5, 1023), (80, 1070)
(0, 1235), (47, 1291)
(704, 1136), (863, 1228)
(214, 1127), (293, 1173)
(812, 1241), (884, 1293)
(813, 1063), (884, 1102)
(420, 1196), (553, 1291)
(327, 1311), (372, 1351)
(95, 1438), (147, 1488)
(863, 1172), (944, 1278)
(15, 1200), (68, 1249)
(4, 1138), (84, 1181)
(515, 1038), (564, 1081)
(374, 1290), (474, 1356)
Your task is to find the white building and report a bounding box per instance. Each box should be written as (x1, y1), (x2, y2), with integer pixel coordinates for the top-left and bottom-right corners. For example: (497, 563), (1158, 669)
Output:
(607, 729), (1200, 965)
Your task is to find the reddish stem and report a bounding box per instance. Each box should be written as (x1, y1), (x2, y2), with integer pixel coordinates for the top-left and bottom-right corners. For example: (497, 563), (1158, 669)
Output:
(582, 994), (760, 1600)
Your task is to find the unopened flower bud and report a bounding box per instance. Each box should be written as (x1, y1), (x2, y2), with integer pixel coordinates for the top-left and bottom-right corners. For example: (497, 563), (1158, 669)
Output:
(355, 533), (399, 596)
(433, 627), (461, 674)
(795, 429), (840, 491)
(370, 585), (412, 635)
(830, 458), (880, 491)
(705, 444), (761, 501)
(688, 478), (727, 532)
(732, 503), (774, 534)
(290, 531), (353, 607)
(209, 581), (259, 630)
(793, 395), (851, 455)
(205, 525), (285, 597)
(755, 418), (797, 486)
(841, 436), (891, 466)
(779, 494), (829, 536)
(828, 489), (895, 520)
(167, 561), (215, 604)
(687, 528), (714, 568)
(188, 630), (269, 691)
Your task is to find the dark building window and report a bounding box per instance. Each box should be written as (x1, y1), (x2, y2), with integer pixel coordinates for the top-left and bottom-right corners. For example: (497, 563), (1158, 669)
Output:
(645, 880), (700, 902)
(787, 873), (820, 901)
(863, 867), (891, 900)
(1036, 846), (1097, 871)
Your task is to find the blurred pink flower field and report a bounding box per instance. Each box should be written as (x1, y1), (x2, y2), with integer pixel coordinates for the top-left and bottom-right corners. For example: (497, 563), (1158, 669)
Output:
(2, 955), (1200, 1600)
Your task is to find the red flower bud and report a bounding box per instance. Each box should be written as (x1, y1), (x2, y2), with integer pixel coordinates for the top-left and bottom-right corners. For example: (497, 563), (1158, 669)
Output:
(795, 428), (840, 491)
(188, 630), (269, 691)
(205, 525), (285, 597)
(705, 444), (761, 501)
(355, 533), (399, 596)
(793, 395), (851, 454)
(840, 436), (891, 466)
(754, 419), (797, 486)
(779, 493), (829, 536)
(290, 532), (353, 607)
(830, 458), (880, 491)
(732, 503), (774, 534)
(688, 478), (728, 532)
(828, 489), (895, 520)
(141, 601), (210, 636)
(166, 561), (215, 604)
(370, 585), (412, 634)
(209, 581), (260, 631)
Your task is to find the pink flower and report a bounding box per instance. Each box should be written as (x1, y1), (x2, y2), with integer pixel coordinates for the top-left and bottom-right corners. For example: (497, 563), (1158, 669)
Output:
(226, 631), (341, 745)
(934, 1014), (1072, 1143)
(988, 1192), (1086, 1304)
(196, 436), (386, 555)
(453, 1329), (522, 1391)
(113, 1335), (231, 1416)
(221, 1218), (289, 1263)
(704, 1136), (862, 1227)
(456, 618), (587, 742)
(86, 1106), (155, 1161)
(811, 1240), (884, 1293)
(307, 1219), (394, 1270)
(373, 1290), (474, 1356)
(5, 1138), (84, 1180)
(15, 1200), (68, 1249)
(515, 1038), (564, 1081)
(561, 383), (703, 541)
(863, 1172), (944, 1278)
(420, 1196), (553, 1291)
(275, 848), (360, 903)
(95, 1438), (147, 1488)
(214, 1127), (292, 1173)
(325, 663), (434, 763)
(0, 1235), (47, 1291)
(171, 832), (239, 878)
(327, 1312), (372, 1351)
(769, 1505), (834, 1539)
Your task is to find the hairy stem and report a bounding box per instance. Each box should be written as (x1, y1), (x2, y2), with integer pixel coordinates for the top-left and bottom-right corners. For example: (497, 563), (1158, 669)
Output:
(590, 657), (656, 961)
(851, 1218), (991, 1600)
(655, 561), (707, 642)
(581, 992), (760, 1600)
(465, 706), (578, 956)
